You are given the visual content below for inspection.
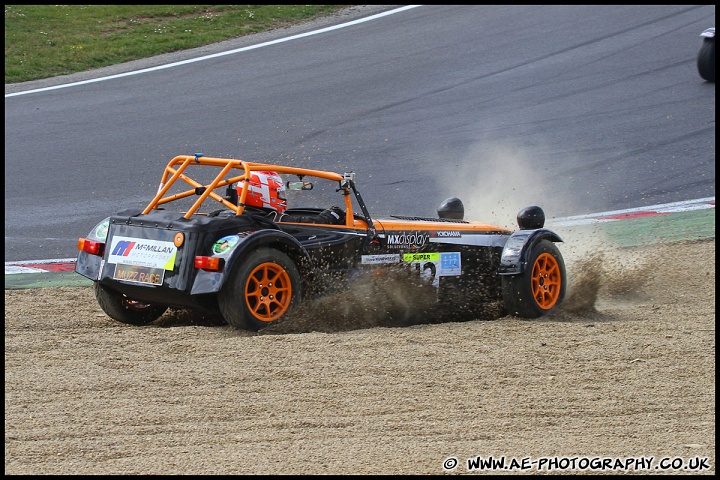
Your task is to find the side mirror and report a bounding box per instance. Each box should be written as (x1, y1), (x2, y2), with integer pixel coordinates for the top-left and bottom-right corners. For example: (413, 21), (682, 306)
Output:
(287, 181), (313, 191)
(339, 172), (355, 189)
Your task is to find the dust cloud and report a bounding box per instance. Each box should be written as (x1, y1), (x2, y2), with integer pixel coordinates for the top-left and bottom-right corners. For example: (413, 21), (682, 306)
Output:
(261, 268), (442, 334)
(433, 140), (569, 229)
(263, 225), (655, 334)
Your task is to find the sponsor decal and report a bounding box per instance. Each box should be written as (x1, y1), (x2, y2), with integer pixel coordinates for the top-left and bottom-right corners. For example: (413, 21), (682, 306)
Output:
(213, 235), (239, 254)
(402, 251), (462, 287)
(428, 233), (509, 247)
(403, 252), (440, 262)
(385, 231), (430, 249)
(361, 254), (402, 265)
(94, 220), (109, 240)
(431, 230), (462, 238)
(107, 236), (177, 270)
(111, 240), (135, 256)
(113, 263), (165, 286)
(440, 252), (462, 276)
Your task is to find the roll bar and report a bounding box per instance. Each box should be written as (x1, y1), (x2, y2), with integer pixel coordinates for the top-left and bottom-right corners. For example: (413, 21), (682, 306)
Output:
(142, 154), (356, 225)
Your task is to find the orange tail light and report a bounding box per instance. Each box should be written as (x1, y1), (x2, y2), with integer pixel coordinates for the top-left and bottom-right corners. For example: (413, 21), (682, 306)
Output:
(78, 238), (104, 256)
(194, 256), (224, 272)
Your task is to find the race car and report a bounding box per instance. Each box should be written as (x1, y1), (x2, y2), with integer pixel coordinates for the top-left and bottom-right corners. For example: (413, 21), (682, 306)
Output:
(75, 154), (567, 330)
(697, 27), (715, 82)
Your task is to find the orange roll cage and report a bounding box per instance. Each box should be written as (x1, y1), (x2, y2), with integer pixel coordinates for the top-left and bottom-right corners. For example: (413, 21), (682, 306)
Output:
(142, 155), (355, 226)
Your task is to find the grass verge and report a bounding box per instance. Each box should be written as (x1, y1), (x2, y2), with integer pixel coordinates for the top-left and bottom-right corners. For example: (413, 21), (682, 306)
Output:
(5, 5), (349, 84)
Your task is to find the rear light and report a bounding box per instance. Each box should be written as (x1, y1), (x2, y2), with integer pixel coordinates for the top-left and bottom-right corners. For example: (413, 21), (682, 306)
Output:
(78, 237), (105, 256)
(194, 256), (225, 272)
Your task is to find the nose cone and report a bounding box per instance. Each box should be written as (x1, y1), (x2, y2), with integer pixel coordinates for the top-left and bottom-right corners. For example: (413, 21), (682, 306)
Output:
(517, 205), (545, 229)
(438, 197), (464, 220)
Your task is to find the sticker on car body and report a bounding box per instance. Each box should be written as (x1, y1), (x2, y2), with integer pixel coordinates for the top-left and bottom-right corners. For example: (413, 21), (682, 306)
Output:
(383, 231), (431, 249)
(113, 263), (165, 286)
(428, 232), (509, 247)
(107, 236), (177, 270)
(403, 252), (461, 275)
(402, 251), (462, 287)
(361, 254), (402, 265)
(213, 235), (240, 254)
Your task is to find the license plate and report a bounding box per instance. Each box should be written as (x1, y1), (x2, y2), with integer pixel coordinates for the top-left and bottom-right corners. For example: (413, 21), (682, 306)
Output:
(113, 263), (165, 286)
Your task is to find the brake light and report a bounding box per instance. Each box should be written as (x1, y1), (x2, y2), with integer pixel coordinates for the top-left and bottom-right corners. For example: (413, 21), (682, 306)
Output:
(194, 256), (224, 272)
(78, 238), (104, 256)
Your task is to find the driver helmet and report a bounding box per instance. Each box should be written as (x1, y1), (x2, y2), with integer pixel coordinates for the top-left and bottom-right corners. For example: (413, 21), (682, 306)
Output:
(241, 171), (287, 213)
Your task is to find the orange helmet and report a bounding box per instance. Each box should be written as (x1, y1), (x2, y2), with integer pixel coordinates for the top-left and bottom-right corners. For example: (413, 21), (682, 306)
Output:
(240, 171), (287, 213)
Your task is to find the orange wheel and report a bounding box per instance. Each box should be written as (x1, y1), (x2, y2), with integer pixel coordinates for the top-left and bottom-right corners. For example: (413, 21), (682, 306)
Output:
(244, 261), (293, 322)
(219, 248), (301, 330)
(530, 252), (562, 310)
(502, 239), (566, 318)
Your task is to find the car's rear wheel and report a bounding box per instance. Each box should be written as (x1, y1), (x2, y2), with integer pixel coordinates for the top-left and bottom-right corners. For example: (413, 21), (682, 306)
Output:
(219, 248), (301, 331)
(698, 39), (715, 82)
(94, 282), (167, 325)
(502, 239), (566, 318)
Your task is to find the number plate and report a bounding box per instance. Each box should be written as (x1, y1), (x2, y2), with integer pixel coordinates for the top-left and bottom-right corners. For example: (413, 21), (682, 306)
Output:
(113, 263), (165, 286)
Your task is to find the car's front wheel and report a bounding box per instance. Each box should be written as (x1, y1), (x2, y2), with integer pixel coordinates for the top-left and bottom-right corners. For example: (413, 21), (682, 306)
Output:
(501, 239), (566, 318)
(94, 283), (167, 325)
(698, 39), (715, 82)
(219, 248), (301, 331)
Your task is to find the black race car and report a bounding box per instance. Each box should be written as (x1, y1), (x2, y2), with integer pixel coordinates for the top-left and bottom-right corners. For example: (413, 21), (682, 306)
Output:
(697, 27), (715, 82)
(75, 154), (567, 330)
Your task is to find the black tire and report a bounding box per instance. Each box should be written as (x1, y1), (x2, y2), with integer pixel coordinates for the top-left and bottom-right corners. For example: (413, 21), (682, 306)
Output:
(218, 248), (301, 331)
(502, 239), (566, 318)
(697, 39), (715, 83)
(93, 282), (167, 325)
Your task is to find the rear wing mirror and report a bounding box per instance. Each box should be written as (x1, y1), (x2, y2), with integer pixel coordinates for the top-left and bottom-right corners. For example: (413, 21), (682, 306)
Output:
(287, 181), (314, 191)
(339, 172), (355, 189)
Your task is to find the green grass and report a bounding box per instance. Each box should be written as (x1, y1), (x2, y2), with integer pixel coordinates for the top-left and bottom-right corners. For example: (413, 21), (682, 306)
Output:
(4, 5), (349, 84)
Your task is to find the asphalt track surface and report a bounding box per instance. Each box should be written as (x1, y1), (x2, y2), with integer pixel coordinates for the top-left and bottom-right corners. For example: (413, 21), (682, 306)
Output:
(4, 5), (716, 263)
